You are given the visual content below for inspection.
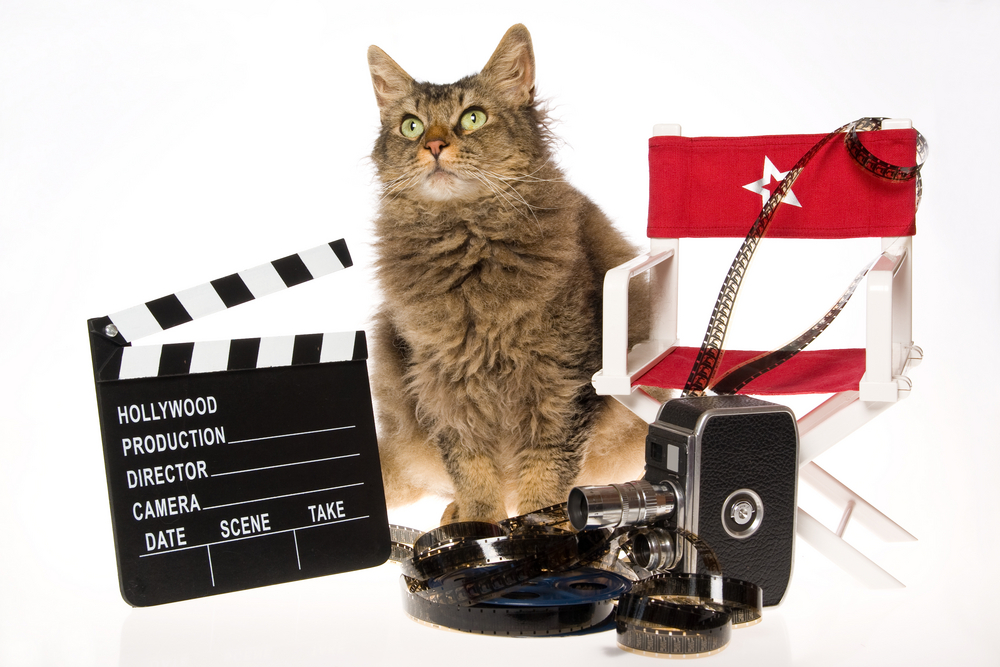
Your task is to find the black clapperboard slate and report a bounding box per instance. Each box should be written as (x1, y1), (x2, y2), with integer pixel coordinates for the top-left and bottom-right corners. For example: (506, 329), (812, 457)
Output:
(88, 240), (390, 606)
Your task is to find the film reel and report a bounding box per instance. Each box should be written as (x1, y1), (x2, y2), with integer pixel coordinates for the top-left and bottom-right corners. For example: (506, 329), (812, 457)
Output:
(393, 505), (626, 634)
(402, 567), (631, 637)
(402, 524), (617, 607)
(390, 505), (762, 656)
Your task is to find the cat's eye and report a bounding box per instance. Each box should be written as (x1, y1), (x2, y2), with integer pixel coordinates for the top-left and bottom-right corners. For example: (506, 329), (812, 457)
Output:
(400, 116), (424, 139)
(460, 108), (487, 133)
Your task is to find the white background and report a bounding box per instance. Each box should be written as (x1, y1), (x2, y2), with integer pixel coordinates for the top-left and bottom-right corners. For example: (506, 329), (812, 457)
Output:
(2, 1), (998, 665)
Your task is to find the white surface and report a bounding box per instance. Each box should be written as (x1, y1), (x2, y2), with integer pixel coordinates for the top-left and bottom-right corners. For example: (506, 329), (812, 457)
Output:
(2, 1), (998, 665)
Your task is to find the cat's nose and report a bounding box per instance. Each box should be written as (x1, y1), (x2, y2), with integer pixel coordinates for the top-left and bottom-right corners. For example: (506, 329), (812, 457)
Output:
(425, 140), (448, 157)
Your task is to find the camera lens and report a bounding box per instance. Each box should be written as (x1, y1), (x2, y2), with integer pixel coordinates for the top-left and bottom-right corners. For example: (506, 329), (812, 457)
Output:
(567, 480), (677, 531)
(630, 528), (678, 571)
(567, 487), (591, 530)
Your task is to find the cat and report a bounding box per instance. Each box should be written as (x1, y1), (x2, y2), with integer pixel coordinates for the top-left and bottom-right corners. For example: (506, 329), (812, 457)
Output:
(366, 24), (653, 524)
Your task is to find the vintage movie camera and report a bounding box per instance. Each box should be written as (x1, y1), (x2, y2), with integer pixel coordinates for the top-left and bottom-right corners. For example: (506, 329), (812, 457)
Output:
(569, 395), (798, 606)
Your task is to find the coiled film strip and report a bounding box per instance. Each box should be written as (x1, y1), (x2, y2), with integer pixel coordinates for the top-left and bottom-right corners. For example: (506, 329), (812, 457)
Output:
(390, 506), (762, 656)
(401, 567), (629, 637)
(683, 118), (927, 397)
(708, 257), (875, 394)
(391, 512), (622, 635)
(616, 573), (762, 658)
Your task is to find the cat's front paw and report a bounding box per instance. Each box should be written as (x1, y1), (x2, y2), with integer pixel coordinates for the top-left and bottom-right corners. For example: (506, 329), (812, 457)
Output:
(440, 500), (506, 525)
(440, 501), (462, 525)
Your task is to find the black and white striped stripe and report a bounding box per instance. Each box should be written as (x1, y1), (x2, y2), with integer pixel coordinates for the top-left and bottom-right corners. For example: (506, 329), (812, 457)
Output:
(99, 331), (367, 381)
(104, 240), (352, 344)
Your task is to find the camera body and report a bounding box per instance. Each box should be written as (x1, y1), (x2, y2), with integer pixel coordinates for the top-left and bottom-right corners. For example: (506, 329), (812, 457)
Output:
(571, 395), (798, 606)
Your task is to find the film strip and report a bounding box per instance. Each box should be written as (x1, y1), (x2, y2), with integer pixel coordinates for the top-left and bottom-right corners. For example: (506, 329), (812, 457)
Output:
(708, 257), (876, 394)
(390, 506), (762, 656)
(401, 567), (629, 637)
(403, 527), (614, 607)
(846, 123), (928, 209)
(615, 573), (762, 658)
(682, 118), (926, 397)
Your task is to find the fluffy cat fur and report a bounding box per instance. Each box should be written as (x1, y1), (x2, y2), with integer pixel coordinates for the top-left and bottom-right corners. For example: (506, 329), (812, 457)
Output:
(367, 24), (652, 523)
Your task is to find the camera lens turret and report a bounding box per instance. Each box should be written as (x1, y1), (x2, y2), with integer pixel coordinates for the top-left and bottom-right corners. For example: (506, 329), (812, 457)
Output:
(568, 480), (677, 531)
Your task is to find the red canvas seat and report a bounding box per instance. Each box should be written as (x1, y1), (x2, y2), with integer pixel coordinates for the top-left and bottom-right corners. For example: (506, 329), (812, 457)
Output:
(634, 346), (867, 396)
(593, 120), (922, 587)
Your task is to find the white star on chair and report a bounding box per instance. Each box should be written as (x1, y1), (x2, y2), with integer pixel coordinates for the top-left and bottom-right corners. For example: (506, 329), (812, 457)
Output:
(742, 156), (802, 208)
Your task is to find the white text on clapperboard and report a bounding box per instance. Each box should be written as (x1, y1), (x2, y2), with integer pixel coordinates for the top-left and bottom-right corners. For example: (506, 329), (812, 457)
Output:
(115, 394), (351, 554)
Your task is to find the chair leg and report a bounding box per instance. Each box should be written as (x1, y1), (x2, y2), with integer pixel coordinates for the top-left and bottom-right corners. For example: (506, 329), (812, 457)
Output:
(798, 391), (898, 465)
(800, 462), (916, 543)
(612, 387), (663, 423)
(834, 500), (855, 538)
(797, 462), (914, 588)
(796, 509), (904, 589)
(795, 393), (916, 587)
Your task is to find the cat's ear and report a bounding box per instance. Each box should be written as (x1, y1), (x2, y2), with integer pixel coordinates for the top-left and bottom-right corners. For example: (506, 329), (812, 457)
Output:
(481, 24), (535, 107)
(367, 45), (413, 113)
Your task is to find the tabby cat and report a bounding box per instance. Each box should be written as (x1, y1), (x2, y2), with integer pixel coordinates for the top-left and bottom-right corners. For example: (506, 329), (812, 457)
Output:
(367, 24), (651, 523)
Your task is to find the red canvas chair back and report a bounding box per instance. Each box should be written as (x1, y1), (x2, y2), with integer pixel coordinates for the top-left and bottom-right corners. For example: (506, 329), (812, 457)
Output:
(634, 127), (919, 396)
(647, 129), (919, 240)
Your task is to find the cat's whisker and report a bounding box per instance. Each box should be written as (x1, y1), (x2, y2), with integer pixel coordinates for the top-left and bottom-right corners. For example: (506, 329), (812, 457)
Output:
(469, 170), (519, 213)
(378, 170), (421, 203)
(377, 170), (409, 190)
(465, 166), (512, 203)
(378, 184), (408, 204)
(480, 180), (515, 214)
(468, 167), (540, 222)
(479, 158), (566, 184)
(488, 170), (564, 185)
(477, 168), (556, 220)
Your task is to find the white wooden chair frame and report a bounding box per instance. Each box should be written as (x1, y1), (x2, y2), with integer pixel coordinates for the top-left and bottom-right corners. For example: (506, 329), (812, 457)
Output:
(592, 120), (921, 587)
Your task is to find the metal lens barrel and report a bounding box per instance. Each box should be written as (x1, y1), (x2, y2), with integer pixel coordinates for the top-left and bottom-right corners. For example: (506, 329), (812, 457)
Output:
(630, 528), (679, 571)
(568, 480), (676, 531)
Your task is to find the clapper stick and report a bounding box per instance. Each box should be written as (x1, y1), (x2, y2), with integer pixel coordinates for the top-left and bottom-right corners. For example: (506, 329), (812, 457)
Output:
(88, 239), (390, 607)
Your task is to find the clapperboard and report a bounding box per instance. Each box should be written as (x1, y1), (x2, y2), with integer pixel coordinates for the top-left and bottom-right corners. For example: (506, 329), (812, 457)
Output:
(88, 240), (390, 606)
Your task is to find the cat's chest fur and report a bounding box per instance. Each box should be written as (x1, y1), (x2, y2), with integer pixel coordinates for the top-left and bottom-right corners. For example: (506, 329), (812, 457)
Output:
(375, 200), (594, 383)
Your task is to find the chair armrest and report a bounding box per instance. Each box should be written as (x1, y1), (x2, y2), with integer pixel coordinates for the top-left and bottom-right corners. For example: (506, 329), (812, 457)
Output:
(860, 238), (916, 402)
(593, 246), (677, 396)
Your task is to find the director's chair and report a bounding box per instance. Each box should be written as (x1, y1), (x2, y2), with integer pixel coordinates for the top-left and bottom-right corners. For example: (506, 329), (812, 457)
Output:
(593, 119), (922, 586)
